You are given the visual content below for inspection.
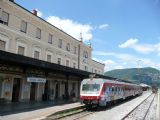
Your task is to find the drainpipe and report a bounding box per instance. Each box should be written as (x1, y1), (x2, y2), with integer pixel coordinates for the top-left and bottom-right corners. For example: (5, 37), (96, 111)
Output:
(78, 42), (81, 69)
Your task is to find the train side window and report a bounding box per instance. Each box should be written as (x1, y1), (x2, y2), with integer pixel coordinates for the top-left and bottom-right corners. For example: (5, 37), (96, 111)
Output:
(112, 87), (114, 92)
(118, 87), (119, 92)
(103, 86), (107, 92)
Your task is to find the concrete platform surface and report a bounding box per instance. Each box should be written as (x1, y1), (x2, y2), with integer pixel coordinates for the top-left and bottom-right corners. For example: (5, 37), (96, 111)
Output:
(0, 102), (83, 120)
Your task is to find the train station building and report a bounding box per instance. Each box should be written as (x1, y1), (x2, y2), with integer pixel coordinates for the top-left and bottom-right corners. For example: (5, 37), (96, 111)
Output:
(0, 0), (105, 103)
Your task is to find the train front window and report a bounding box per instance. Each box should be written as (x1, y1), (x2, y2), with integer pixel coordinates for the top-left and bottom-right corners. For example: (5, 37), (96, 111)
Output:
(82, 84), (100, 92)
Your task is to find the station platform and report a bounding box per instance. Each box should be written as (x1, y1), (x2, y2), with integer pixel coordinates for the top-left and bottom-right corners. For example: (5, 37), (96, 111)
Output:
(156, 89), (160, 120)
(0, 101), (83, 120)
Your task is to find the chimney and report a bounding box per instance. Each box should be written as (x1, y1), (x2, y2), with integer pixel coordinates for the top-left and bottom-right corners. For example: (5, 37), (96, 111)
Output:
(9, 0), (14, 2)
(32, 9), (37, 16)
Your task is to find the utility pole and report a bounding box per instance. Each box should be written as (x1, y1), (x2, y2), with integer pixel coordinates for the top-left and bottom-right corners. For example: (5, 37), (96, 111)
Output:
(137, 60), (142, 84)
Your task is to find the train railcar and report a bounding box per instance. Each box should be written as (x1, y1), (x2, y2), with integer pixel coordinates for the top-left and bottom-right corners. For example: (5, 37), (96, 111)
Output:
(80, 78), (142, 107)
(152, 85), (158, 93)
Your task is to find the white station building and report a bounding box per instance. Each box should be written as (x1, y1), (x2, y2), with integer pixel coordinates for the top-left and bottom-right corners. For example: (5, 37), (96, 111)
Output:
(0, 0), (105, 103)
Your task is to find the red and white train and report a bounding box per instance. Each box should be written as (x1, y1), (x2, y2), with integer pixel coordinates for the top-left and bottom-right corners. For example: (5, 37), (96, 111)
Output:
(80, 78), (142, 107)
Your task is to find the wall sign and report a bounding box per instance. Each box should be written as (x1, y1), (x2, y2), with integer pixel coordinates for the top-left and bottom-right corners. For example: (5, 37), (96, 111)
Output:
(27, 77), (46, 83)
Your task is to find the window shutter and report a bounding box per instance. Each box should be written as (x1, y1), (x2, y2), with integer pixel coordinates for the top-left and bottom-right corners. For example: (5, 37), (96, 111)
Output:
(36, 28), (41, 39)
(2, 11), (9, 23)
(0, 9), (2, 19)
(0, 40), (5, 50)
(21, 21), (27, 32)
(48, 34), (52, 44)
(34, 51), (40, 59)
(47, 54), (51, 62)
(18, 46), (25, 55)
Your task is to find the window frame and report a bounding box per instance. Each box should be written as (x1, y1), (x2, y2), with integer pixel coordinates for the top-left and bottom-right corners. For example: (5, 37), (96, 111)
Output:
(36, 28), (41, 39)
(74, 46), (77, 54)
(58, 39), (62, 48)
(66, 59), (70, 67)
(17, 46), (25, 55)
(73, 62), (76, 68)
(20, 20), (27, 33)
(0, 39), (6, 51)
(57, 57), (61, 65)
(0, 11), (9, 25)
(48, 34), (53, 44)
(34, 50), (40, 59)
(66, 43), (70, 51)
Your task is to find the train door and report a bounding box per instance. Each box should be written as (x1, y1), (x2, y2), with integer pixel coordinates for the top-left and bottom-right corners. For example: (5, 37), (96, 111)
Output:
(30, 83), (36, 101)
(12, 78), (21, 102)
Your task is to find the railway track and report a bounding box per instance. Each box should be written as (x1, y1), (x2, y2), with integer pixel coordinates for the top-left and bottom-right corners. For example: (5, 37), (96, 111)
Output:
(61, 110), (95, 120)
(121, 93), (156, 120)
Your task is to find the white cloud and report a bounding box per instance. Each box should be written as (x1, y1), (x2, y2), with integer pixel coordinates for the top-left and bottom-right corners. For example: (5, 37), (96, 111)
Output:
(119, 38), (138, 48)
(103, 60), (116, 65)
(93, 51), (136, 62)
(119, 38), (156, 54)
(35, 9), (43, 17)
(93, 51), (160, 71)
(103, 60), (116, 71)
(114, 65), (124, 70)
(99, 24), (109, 30)
(46, 16), (93, 41)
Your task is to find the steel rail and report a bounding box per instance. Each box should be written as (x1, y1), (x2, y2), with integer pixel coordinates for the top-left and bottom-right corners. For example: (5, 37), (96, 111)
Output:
(142, 94), (156, 120)
(72, 111), (95, 120)
(121, 93), (153, 120)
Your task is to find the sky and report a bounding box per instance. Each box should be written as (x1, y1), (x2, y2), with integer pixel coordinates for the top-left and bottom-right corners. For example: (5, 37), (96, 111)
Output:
(15, 0), (160, 72)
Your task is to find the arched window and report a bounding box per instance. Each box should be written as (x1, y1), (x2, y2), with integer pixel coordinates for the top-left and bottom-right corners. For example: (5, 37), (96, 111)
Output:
(16, 40), (27, 56)
(33, 46), (42, 59)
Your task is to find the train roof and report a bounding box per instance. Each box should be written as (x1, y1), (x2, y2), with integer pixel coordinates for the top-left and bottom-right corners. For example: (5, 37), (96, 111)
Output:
(94, 74), (134, 84)
(82, 78), (140, 87)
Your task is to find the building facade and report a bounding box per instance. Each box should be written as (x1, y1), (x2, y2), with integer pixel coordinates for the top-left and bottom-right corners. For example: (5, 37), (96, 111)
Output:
(0, 0), (105, 103)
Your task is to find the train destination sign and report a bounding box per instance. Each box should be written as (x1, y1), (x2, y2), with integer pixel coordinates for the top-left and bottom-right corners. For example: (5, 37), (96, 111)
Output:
(27, 77), (46, 83)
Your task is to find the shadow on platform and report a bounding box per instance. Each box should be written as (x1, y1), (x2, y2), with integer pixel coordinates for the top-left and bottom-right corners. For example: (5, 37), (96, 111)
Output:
(0, 100), (74, 116)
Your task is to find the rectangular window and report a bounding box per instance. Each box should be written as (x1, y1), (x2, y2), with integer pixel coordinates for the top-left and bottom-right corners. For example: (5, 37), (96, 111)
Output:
(66, 60), (69, 67)
(57, 58), (61, 65)
(47, 54), (51, 62)
(20, 20), (27, 33)
(83, 51), (88, 58)
(66, 43), (70, 51)
(36, 28), (41, 39)
(0, 40), (6, 50)
(85, 66), (88, 71)
(73, 63), (76, 68)
(0, 8), (2, 18)
(91, 68), (94, 73)
(34, 51), (40, 59)
(48, 34), (53, 44)
(18, 46), (25, 55)
(58, 39), (62, 48)
(0, 11), (9, 25)
(74, 46), (77, 54)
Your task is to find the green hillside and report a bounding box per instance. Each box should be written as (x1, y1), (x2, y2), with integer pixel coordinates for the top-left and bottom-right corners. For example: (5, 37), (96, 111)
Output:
(104, 67), (160, 85)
